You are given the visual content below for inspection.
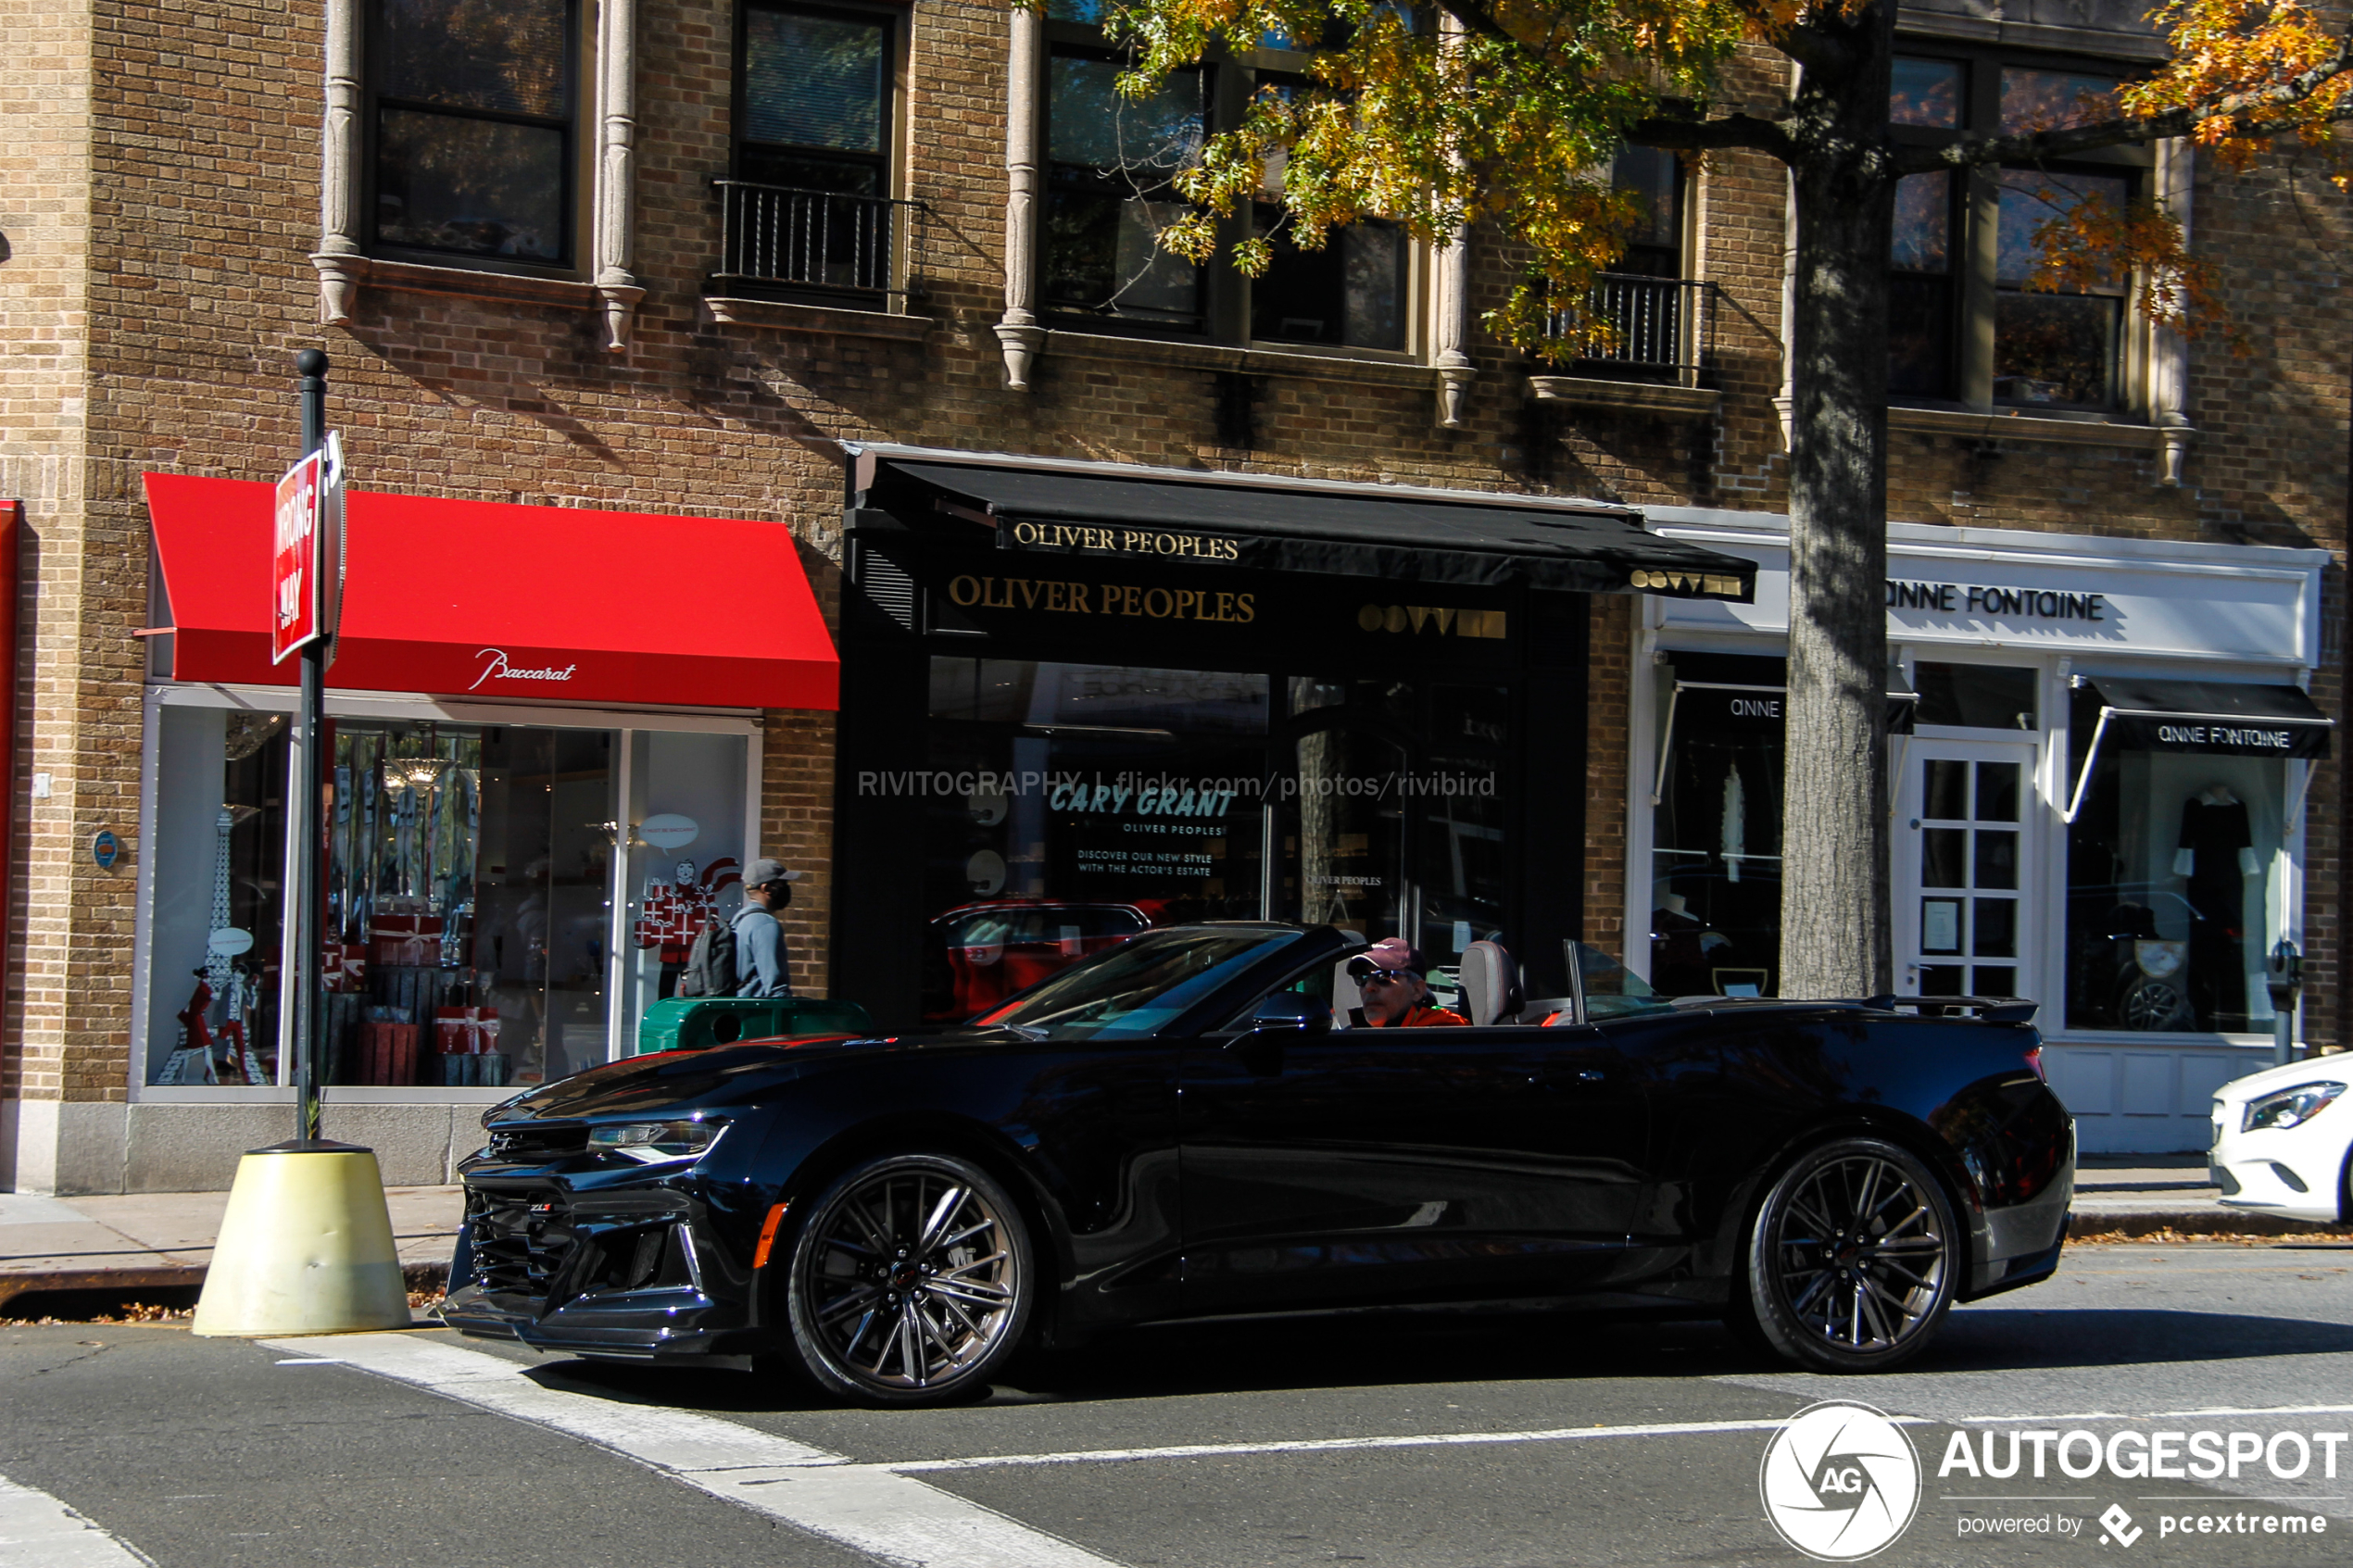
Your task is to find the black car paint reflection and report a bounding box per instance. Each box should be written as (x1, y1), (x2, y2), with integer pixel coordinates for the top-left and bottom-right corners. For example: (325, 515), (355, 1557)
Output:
(442, 923), (2072, 1373)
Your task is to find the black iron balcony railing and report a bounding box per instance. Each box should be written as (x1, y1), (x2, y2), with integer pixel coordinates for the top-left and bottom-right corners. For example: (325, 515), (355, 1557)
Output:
(711, 180), (925, 303)
(1546, 274), (1717, 383)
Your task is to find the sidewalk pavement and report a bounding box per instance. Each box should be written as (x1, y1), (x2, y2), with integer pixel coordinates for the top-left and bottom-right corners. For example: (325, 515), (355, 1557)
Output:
(0, 1186), (463, 1311)
(0, 1160), (2341, 1311)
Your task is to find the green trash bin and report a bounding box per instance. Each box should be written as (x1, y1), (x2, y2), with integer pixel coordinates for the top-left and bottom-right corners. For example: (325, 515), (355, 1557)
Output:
(635, 995), (876, 1056)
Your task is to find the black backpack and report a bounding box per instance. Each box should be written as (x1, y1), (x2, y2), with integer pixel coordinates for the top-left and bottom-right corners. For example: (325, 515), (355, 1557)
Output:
(678, 914), (736, 997)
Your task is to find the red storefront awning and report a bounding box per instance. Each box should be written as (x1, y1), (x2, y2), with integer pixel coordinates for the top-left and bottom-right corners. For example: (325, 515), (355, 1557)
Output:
(143, 475), (838, 710)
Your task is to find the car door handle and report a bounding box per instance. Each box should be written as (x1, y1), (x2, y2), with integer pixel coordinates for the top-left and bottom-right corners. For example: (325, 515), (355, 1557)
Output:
(1529, 1066), (1609, 1088)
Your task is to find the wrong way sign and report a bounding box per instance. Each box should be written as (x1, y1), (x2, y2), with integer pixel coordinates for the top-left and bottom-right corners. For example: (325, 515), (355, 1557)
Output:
(270, 436), (344, 664)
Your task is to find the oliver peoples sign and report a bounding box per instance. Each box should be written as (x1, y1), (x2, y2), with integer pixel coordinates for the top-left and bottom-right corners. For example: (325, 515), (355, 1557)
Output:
(1005, 521), (1241, 563)
(948, 574), (1258, 622)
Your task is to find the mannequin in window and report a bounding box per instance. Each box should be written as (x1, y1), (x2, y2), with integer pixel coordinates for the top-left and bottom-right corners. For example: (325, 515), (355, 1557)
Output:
(2176, 784), (2256, 1029)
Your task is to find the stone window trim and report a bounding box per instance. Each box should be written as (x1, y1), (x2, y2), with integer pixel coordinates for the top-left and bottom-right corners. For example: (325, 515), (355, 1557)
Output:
(994, 11), (1475, 428)
(1817, 39), (2196, 483)
(312, 0), (646, 351)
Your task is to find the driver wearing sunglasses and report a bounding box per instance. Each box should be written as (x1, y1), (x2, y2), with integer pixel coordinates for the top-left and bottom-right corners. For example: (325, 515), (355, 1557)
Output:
(1347, 938), (1467, 1028)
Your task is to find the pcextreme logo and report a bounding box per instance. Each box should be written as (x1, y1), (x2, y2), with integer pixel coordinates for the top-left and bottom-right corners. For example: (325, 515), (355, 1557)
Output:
(1759, 1401), (1923, 1561)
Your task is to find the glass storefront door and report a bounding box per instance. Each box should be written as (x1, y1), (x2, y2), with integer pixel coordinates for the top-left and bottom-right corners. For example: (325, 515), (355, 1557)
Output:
(1895, 741), (2037, 999)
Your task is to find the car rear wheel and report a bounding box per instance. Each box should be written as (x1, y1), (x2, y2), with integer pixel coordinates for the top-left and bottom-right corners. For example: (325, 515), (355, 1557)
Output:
(782, 1152), (1034, 1406)
(1741, 1136), (1960, 1374)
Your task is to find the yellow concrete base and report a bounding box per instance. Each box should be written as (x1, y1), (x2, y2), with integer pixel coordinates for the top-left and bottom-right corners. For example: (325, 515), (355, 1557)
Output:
(192, 1148), (413, 1336)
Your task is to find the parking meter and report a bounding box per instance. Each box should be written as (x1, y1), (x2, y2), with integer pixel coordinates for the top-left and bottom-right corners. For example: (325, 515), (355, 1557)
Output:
(2266, 939), (2302, 1066)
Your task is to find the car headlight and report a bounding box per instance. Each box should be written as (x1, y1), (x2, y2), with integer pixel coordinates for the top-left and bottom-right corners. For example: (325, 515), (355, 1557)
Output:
(2241, 1082), (2347, 1134)
(587, 1117), (728, 1160)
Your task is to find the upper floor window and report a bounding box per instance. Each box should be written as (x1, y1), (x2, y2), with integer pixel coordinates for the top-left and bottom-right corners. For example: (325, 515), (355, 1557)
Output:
(370, 0), (577, 266)
(1044, 49), (1210, 331)
(1611, 145), (1683, 279)
(738, 3), (894, 194)
(1247, 80), (1406, 350)
(1886, 52), (2137, 412)
(721, 2), (903, 303)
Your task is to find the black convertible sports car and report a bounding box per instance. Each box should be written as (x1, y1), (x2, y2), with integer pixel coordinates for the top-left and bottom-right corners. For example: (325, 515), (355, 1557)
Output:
(443, 923), (2074, 1405)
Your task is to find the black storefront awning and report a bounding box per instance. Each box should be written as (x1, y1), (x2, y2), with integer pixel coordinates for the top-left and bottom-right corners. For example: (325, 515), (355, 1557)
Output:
(858, 452), (1755, 601)
(2063, 677), (2334, 822)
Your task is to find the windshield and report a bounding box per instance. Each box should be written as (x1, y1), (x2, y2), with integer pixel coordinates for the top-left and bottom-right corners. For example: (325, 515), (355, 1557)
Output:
(975, 926), (1303, 1040)
(1573, 940), (1677, 1022)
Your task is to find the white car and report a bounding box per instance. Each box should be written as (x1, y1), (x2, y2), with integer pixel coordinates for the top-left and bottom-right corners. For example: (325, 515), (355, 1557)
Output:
(2209, 1060), (2351, 1223)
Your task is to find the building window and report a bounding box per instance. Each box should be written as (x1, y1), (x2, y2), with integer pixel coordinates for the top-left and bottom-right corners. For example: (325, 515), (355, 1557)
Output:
(1611, 145), (1683, 279)
(1886, 50), (2141, 410)
(370, 0), (577, 265)
(737, 4), (893, 194)
(722, 2), (900, 298)
(1245, 77), (1408, 350)
(1044, 50), (1211, 330)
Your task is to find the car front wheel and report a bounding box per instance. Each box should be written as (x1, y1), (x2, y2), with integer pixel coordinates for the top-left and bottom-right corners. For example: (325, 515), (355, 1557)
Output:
(1740, 1136), (1961, 1374)
(782, 1151), (1035, 1406)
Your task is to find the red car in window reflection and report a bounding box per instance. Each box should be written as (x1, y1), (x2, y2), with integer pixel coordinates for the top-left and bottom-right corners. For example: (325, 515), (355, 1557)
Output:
(921, 900), (1152, 1022)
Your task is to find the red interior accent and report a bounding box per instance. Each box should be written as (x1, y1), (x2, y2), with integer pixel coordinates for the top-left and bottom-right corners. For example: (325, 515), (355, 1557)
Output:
(143, 474), (839, 709)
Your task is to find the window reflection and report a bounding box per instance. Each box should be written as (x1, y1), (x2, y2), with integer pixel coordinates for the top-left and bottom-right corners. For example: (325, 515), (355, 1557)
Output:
(1995, 169), (2127, 407)
(371, 0), (574, 263)
(1889, 171), (1954, 395)
(2000, 68), (2118, 132)
(1892, 57), (1965, 128)
(1044, 54), (1210, 328)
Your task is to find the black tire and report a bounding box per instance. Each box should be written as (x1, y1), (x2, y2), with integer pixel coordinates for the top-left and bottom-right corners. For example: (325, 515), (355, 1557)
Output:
(1740, 1136), (1961, 1374)
(781, 1151), (1035, 1407)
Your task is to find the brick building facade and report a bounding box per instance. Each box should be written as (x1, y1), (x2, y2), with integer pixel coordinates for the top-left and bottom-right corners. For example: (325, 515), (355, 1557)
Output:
(1, 0), (2344, 1190)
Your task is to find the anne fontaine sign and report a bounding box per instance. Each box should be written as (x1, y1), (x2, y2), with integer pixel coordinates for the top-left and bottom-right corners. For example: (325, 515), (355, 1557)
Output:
(1887, 578), (2109, 622)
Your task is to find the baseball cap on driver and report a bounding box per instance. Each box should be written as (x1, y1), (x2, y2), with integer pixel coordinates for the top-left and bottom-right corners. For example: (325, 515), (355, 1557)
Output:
(1347, 936), (1430, 980)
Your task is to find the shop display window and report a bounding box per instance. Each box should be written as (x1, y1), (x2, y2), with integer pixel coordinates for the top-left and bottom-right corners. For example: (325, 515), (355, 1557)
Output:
(922, 659), (1267, 1021)
(2065, 702), (2290, 1035)
(918, 661), (1513, 1022)
(1648, 652), (1787, 997)
(145, 705), (750, 1089)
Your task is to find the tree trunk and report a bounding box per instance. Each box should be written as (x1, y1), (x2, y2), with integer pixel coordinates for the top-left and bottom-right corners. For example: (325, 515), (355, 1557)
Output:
(1776, 10), (1898, 999)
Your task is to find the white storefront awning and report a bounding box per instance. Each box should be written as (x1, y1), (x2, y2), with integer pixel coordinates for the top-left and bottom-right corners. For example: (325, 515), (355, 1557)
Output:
(1642, 509), (2329, 671)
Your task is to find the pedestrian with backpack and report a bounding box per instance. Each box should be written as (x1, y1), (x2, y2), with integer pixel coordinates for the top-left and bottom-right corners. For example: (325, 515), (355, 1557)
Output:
(677, 858), (799, 998)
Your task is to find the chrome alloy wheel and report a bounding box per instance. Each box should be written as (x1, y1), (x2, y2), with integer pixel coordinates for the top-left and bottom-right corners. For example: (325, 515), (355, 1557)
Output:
(790, 1155), (1027, 1399)
(1754, 1140), (1957, 1369)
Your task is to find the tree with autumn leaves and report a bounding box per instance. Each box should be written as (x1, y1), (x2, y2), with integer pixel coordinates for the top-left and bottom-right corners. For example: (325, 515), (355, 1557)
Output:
(1067, 0), (2352, 997)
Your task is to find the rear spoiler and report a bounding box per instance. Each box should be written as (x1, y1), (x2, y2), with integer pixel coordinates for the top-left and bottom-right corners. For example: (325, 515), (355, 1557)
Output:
(1863, 995), (2040, 1024)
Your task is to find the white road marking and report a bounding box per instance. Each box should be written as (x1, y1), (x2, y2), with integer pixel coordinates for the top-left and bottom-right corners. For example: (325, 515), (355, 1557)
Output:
(1962, 1403), (2353, 1424)
(0, 1471), (155, 1567)
(885, 1415), (1910, 1473)
(263, 1333), (1121, 1568)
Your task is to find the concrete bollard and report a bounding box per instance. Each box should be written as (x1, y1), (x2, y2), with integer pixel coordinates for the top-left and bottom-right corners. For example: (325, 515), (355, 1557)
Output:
(192, 1140), (412, 1336)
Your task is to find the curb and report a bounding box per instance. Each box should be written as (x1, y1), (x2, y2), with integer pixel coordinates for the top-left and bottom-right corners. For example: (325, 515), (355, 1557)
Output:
(2067, 1210), (2351, 1239)
(0, 1261), (451, 1313)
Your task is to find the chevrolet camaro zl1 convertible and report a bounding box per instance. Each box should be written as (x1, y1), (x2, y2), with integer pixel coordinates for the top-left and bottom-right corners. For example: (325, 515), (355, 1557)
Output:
(442, 923), (2074, 1405)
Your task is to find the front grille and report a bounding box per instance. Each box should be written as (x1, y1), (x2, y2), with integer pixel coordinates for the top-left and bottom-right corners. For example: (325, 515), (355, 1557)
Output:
(486, 1122), (589, 1162)
(464, 1185), (698, 1308)
(465, 1187), (579, 1300)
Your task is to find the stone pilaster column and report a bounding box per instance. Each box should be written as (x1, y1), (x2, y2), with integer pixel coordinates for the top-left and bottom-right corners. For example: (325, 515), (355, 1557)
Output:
(593, 0), (646, 352)
(994, 5), (1048, 389)
(2151, 137), (2196, 487)
(309, 0), (368, 325)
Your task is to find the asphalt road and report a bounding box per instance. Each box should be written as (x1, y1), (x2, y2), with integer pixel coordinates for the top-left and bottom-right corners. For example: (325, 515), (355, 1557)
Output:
(1, 1239), (2348, 1568)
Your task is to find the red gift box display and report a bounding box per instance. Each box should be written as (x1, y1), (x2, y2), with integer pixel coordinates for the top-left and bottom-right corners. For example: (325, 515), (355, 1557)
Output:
(361, 1021), (422, 1085)
(371, 911), (444, 968)
(633, 858), (740, 963)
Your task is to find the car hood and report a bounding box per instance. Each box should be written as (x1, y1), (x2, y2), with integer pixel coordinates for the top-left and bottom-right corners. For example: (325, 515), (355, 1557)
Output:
(2212, 1057), (2353, 1106)
(484, 1026), (1031, 1123)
